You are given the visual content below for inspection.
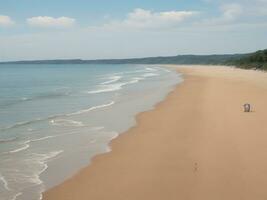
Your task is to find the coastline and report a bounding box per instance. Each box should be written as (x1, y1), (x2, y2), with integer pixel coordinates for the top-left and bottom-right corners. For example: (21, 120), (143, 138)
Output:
(44, 65), (267, 200)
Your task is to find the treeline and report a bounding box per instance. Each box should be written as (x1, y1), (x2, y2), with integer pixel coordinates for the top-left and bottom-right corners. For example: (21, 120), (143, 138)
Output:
(1, 49), (267, 70)
(229, 49), (267, 70)
(0, 54), (248, 65)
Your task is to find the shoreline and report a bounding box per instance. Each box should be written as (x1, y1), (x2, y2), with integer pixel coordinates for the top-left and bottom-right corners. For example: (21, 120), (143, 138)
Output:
(44, 65), (267, 200)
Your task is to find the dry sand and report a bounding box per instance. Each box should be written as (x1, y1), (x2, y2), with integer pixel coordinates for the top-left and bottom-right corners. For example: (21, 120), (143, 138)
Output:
(44, 66), (267, 200)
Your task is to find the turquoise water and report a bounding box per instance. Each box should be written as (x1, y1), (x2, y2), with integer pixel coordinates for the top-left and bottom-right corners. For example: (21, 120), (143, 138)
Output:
(0, 64), (182, 200)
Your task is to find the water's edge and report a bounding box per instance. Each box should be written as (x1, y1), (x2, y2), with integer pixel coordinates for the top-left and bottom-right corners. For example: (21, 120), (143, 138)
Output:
(42, 66), (183, 197)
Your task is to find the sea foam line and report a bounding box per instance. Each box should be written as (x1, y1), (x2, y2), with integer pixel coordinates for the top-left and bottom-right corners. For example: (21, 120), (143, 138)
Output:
(67, 101), (115, 116)
(30, 135), (59, 142)
(109, 68), (157, 76)
(8, 141), (30, 154)
(11, 192), (22, 200)
(101, 75), (122, 85)
(0, 101), (115, 132)
(0, 173), (11, 191)
(142, 73), (159, 77)
(87, 77), (144, 94)
(87, 84), (123, 94)
(145, 67), (157, 71)
(50, 119), (84, 127)
(3, 151), (63, 200)
(6, 125), (106, 155)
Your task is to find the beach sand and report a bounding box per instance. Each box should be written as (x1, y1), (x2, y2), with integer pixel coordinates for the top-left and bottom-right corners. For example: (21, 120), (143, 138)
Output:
(44, 66), (267, 200)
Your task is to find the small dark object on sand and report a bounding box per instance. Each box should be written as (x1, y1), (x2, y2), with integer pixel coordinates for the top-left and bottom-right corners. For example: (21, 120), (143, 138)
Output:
(243, 103), (251, 112)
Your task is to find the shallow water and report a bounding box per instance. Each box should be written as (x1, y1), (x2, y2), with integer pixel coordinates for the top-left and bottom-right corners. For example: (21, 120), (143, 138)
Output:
(0, 64), (182, 200)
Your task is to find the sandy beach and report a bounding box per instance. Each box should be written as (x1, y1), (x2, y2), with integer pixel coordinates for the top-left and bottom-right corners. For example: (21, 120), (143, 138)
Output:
(43, 65), (267, 200)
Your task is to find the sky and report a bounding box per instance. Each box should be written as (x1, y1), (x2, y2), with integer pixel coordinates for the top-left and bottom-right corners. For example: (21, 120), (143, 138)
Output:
(0, 0), (267, 61)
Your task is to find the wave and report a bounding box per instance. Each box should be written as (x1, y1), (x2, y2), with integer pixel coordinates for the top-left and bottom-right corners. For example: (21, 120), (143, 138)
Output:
(11, 192), (23, 200)
(50, 119), (84, 127)
(159, 68), (171, 73)
(8, 141), (30, 154)
(145, 67), (158, 71)
(0, 101), (115, 132)
(1, 125), (107, 156)
(142, 73), (159, 77)
(67, 101), (115, 116)
(105, 131), (119, 153)
(110, 68), (156, 76)
(87, 83), (123, 94)
(23, 150), (64, 186)
(0, 91), (71, 109)
(0, 118), (44, 132)
(90, 126), (104, 131)
(87, 77), (144, 94)
(101, 75), (122, 85)
(30, 135), (59, 142)
(29, 126), (103, 143)
(39, 150), (64, 167)
(0, 173), (11, 191)
(88, 67), (160, 95)
(35, 150), (64, 181)
(1, 150), (63, 200)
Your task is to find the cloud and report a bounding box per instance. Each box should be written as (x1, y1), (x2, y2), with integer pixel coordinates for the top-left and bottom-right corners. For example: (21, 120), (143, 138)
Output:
(221, 3), (243, 21)
(27, 16), (75, 28)
(103, 8), (197, 30)
(0, 15), (15, 27)
(201, 3), (243, 25)
(204, 0), (267, 16)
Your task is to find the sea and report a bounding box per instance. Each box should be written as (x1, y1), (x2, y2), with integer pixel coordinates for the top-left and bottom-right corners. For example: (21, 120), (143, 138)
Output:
(0, 64), (182, 200)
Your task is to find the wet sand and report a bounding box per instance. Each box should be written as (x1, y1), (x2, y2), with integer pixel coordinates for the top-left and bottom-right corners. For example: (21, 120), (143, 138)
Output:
(44, 66), (267, 200)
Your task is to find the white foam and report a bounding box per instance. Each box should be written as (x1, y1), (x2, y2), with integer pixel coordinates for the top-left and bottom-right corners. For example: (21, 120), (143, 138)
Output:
(87, 83), (123, 94)
(145, 67), (157, 71)
(27, 150), (64, 186)
(142, 73), (159, 77)
(0, 173), (11, 191)
(11, 192), (22, 200)
(9, 141), (30, 154)
(31, 127), (104, 144)
(101, 75), (122, 85)
(88, 77), (144, 94)
(40, 150), (63, 170)
(110, 131), (119, 140)
(67, 101), (115, 116)
(50, 119), (84, 127)
(111, 69), (148, 76)
(0, 150), (63, 200)
(90, 126), (105, 131)
(30, 135), (58, 142)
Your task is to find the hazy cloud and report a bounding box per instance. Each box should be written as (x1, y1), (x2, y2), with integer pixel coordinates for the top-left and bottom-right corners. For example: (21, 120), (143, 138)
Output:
(201, 3), (243, 25)
(27, 16), (75, 28)
(0, 15), (15, 27)
(221, 3), (243, 21)
(103, 8), (197, 30)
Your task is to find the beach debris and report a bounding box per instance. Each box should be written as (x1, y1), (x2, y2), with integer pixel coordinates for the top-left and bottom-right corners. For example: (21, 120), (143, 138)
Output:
(243, 103), (251, 112)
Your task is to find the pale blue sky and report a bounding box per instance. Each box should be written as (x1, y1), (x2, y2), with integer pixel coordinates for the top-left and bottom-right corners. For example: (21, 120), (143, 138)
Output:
(0, 0), (266, 61)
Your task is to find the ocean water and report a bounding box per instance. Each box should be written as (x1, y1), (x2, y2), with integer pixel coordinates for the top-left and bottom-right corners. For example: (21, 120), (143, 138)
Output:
(0, 64), (182, 200)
